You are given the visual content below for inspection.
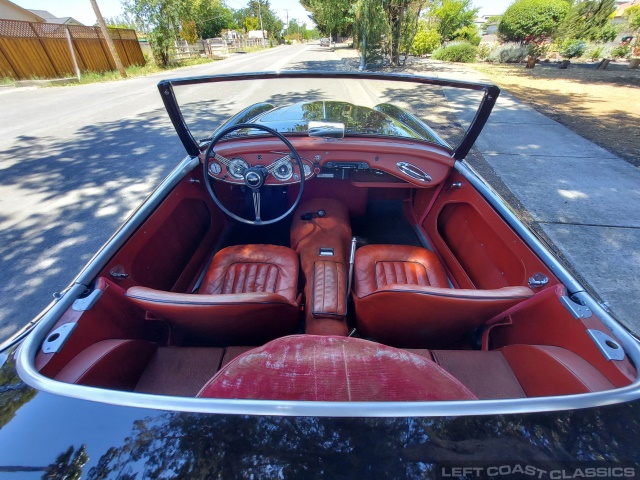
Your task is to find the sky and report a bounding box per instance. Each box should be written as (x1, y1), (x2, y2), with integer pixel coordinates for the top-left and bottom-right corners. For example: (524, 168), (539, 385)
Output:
(11, 0), (514, 28)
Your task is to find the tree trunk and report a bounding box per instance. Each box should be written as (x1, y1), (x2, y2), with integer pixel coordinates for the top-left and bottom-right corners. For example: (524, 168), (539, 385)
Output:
(629, 58), (640, 69)
(559, 60), (570, 69)
(526, 56), (536, 69)
(597, 58), (610, 70)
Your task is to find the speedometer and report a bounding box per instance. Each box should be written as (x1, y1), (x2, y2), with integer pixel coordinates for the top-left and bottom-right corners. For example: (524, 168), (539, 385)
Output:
(228, 158), (248, 179)
(272, 161), (293, 181)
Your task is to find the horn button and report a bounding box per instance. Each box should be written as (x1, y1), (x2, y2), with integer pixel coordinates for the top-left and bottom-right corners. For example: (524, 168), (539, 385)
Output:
(244, 166), (268, 189)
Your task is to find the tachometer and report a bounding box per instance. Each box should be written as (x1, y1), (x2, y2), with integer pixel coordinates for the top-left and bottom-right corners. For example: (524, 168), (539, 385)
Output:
(228, 158), (248, 179)
(272, 161), (293, 181)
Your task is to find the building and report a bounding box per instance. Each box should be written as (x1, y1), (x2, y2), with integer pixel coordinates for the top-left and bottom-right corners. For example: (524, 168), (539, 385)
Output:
(27, 9), (84, 26)
(0, 1), (84, 25)
(0, 0), (44, 21)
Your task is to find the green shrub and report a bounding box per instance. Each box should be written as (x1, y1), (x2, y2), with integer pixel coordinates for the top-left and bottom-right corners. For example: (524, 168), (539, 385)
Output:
(586, 44), (604, 61)
(453, 24), (482, 46)
(476, 43), (494, 60)
(559, 38), (587, 59)
(611, 41), (632, 59)
(432, 42), (478, 62)
(410, 29), (442, 56)
(498, 0), (570, 42)
(487, 43), (529, 63)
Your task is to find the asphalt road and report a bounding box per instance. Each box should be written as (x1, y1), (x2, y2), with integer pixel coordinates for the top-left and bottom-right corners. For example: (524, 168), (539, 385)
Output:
(0, 43), (349, 343)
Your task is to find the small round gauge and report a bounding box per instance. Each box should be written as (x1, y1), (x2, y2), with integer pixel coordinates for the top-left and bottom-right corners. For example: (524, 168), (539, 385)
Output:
(303, 164), (312, 177)
(228, 158), (248, 179)
(272, 161), (293, 181)
(208, 162), (221, 175)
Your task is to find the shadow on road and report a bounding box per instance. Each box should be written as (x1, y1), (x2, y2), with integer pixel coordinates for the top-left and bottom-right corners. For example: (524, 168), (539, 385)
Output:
(0, 106), (210, 340)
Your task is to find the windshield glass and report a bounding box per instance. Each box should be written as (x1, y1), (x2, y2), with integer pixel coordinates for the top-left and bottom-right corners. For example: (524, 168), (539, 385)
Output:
(169, 74), (494, 157)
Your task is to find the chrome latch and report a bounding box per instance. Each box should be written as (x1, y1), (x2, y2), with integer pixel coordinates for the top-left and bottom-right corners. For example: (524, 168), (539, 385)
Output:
(528, 273), (549, 288)
(560, 295), (592, 319)
(72, 288), (103, 311)
(319, 247), (334, 257)
(587, 329), (625, 361)
(42, 323), (77, 354)
(110, 265), (129, 280)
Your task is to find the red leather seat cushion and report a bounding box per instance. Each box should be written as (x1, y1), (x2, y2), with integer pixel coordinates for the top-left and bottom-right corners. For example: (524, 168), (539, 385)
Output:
(354, 244), (450, 297)
(199, 244), (298, 302)
(197, 335), (477, 401)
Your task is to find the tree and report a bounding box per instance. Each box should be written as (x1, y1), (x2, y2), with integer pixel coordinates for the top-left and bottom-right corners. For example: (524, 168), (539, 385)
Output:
(559, 0), (616, 41)
(626, 5), (640, 32)
(498, 0), (570, 43)
(410, 27), (442, 55)
(301, 0), (354, 39)
(124, 0), (186, 66)
(429, 0), (479, 44)
(189, 0), (235, 39)
(240, 0), (283, 39)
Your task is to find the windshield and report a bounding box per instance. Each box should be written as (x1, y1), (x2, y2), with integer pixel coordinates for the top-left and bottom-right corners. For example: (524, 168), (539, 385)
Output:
(162, 72), (498, 159)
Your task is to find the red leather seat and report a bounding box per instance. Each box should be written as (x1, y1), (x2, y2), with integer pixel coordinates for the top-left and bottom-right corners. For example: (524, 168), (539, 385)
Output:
(197, 335), (477, 401)
(353, 245), (534, 348)
(126, 244), (300, 345)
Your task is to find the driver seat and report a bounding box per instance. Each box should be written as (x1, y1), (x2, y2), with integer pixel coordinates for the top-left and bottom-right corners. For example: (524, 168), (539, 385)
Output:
(126, 245), (300, 345)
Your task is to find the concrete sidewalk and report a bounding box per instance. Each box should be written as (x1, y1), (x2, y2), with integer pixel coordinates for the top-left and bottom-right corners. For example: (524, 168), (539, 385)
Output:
(335, 48), (640, 334)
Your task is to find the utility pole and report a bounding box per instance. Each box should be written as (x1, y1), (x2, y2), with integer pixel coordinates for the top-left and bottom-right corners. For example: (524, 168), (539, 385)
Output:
(90, 0), (127, 77)
(257, 0), (265, 41)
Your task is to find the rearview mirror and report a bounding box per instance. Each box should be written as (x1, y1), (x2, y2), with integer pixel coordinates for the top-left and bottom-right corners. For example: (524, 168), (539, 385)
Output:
(308, 121), (345, 139)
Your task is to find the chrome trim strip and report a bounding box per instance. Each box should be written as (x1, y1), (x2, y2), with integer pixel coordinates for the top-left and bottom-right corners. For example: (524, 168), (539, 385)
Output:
(15, 156), (640, 417)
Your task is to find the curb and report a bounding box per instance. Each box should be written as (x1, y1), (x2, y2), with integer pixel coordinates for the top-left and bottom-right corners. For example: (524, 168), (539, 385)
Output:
(16, 77), (79, 87)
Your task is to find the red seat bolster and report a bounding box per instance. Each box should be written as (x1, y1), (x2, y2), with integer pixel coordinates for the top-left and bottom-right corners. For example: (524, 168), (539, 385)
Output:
(500, 344), (615, 397)
(54, 339), (156, 389)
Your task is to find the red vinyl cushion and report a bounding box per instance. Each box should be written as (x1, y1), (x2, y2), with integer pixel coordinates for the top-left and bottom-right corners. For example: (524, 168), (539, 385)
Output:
(126, 244), (300, 345)
(54, 339), (156, 390)
(353, 244), (534, 348)
(197, 335), (477, 401)
(500, 344), (615, 397)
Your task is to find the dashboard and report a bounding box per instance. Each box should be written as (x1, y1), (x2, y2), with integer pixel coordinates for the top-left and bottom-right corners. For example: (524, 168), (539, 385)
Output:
(203, 136), (455, 188)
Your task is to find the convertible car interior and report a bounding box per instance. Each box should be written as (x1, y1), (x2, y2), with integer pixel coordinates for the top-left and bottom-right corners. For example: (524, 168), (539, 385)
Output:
(19, 73), (638, 413)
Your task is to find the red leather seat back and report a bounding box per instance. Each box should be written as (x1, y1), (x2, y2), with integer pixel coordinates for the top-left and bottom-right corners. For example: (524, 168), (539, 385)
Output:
(199, 244), (298, 301)
(126, 244), (300, 345)
(197, 335), (477, 401)
(354, 245), (534, 348)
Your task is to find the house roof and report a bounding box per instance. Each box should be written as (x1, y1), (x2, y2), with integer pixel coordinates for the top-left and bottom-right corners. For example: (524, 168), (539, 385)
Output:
(0, 0), (45, 22)
(27, 8), (84, 25)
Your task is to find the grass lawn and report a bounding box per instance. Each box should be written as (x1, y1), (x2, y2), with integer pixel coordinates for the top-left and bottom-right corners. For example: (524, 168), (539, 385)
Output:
(470, 61), (640, 167)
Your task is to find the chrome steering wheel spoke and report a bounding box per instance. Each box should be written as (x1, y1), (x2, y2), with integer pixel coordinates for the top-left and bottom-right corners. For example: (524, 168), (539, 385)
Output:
(202, 123), (305, 226)
(252, 191), (261, 222)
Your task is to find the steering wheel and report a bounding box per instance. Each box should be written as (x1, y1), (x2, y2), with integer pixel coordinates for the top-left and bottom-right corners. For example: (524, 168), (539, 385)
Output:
(203, 123), (305, 226)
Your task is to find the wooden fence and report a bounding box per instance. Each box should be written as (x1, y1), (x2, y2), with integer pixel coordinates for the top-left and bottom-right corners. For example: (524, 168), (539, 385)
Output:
(0, 19), (145, 80)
